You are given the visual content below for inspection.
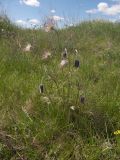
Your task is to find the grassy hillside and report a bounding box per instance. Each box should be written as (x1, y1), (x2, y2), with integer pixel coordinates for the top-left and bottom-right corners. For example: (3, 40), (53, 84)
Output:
(0, 17), (120, 159)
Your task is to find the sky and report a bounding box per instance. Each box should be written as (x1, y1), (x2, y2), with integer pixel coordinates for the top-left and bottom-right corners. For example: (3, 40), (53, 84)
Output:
(0, 0), (120, 28)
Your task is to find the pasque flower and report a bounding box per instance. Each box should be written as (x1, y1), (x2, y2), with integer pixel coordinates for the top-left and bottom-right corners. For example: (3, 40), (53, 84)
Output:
(60, 59), (68, 68)
(23, 43), (32, 52)
(74, 60), (80, 68)
(62, 48), (67, 58)
(39, 84), (44, 93)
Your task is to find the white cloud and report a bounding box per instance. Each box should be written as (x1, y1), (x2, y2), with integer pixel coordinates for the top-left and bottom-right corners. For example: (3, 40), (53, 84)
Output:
(16, 19), (40, 27)
(51, 10), (56, 13)
(28, 19), (40, 25)
(52, 16), (64, 21)
(98, 2), (120, 15)
(86, 9), (98, 14)
(16, 20), (26, 25)
(97, 2), (108, 12)
(20, 0), (40, 7)
(86, 2), (120, 16)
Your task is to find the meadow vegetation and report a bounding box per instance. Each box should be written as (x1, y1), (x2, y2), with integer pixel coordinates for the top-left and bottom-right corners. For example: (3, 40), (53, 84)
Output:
(0, 15), (120, 159)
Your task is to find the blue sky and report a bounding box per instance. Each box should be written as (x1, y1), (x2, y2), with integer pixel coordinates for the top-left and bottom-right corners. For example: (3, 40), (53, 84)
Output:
(0, 0), (120, 28)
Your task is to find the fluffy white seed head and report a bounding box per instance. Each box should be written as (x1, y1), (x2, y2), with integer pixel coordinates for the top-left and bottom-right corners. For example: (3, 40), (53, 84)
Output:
(42, 51), (51, 60)
(23, 43), (32, 52)
(60, 59), (68, 68)
(70, 106), (76, 110)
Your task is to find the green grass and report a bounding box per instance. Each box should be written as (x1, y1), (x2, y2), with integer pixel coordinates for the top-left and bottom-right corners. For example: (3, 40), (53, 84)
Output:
(0, 18), (120, 159)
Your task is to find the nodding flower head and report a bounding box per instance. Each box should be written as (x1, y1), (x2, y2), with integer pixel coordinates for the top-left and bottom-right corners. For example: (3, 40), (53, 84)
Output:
(74, 60), (80, 68)
(39, 84), (44, 93)
(80, 96), (85, 104)
(75, 49), (78, 55)
(65, 48), (67, 53)
(62, 48), (67, 58)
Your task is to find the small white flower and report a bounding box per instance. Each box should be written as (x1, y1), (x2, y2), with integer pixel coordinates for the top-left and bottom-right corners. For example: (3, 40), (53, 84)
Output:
(23, 43), (32, 52)
(1, 29), (4, 32)
(60, 59), (68, 68)
(70, 106), (76, 111)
